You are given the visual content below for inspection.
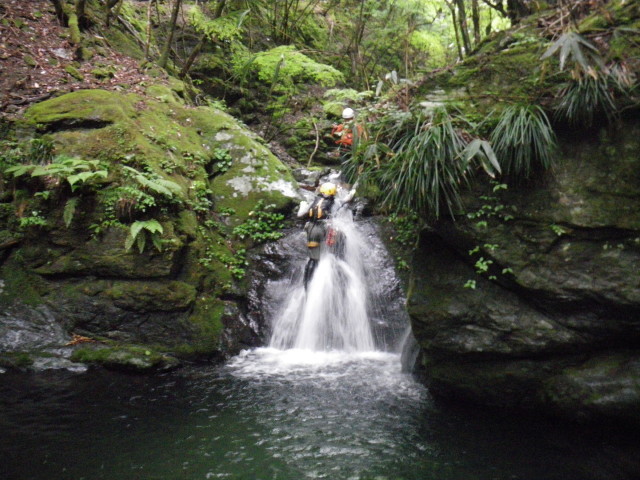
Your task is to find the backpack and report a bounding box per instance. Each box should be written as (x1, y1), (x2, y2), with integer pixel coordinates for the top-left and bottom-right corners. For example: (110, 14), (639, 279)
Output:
(308, 196), (335, 221)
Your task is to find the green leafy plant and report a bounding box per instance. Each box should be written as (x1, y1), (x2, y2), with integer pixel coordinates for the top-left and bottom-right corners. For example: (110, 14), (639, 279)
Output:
(233, 200), (285, 243)
(242, 45), (344, 92)
(541, 32), (605, 78)
(190, 180), (214, 216)
(5, 155), (108, 190)
(212, 148), (233, 174)
(376, 108), (469, 218)
(125, 219), (164, 253)
(463, 279), (477, 289)
(554, 77), (617, 127)
(199, 244), (248, 280)
(188, 5), (248, 42)
(63, 197), (79, 227)
(387, 212), (421, 249)
(550, 224), (568, 236)
(121, 166), (182, 199)
(18, 210), (47, 229)
(490, 105), (556, 180)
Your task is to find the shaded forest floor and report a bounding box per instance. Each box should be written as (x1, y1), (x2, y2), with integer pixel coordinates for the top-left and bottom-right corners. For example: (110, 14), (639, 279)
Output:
(0, 0), (163, 120)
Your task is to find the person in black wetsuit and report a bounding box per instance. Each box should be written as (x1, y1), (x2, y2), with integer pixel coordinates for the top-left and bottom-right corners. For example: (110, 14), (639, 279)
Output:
(297, 181), (356, 289)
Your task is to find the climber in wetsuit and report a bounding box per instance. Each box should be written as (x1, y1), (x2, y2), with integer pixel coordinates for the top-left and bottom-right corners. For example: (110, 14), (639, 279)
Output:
(297, 181), (356, 289)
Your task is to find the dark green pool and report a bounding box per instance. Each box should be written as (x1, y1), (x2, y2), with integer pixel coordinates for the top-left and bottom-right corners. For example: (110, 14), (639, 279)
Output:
(1, 348), (637, 480)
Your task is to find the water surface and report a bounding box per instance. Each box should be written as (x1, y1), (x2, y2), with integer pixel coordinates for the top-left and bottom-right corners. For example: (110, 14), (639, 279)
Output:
(2, 348), (637, 480)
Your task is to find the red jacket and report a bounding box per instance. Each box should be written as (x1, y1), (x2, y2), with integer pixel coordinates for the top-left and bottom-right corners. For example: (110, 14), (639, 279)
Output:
(331, 123), (362, 147)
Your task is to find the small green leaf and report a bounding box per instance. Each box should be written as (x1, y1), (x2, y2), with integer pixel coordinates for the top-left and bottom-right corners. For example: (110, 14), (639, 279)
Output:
(63, 197), (79, 228)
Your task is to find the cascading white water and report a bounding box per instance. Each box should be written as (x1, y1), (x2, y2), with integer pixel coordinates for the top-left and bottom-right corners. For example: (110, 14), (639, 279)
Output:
(269, 198), (376, 352)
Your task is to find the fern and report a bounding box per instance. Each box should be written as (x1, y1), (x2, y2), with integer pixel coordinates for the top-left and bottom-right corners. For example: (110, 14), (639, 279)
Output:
(4, 155), (108, 192)
(121, 166), (182, 198)
(125, 219), (164, 253)
(188, 5), (248, 42)
(63, 197), (79, 227)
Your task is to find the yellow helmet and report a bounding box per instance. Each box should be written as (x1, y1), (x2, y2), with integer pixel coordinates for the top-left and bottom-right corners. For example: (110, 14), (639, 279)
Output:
(319, 182), (337, 197)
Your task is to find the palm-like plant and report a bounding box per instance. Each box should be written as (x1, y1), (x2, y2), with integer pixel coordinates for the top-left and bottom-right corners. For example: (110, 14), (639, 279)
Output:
(344, 107), (503, 218)
(554, 76), (617, 127)
(490, 105), (556, 180)
(376, 109), (472, 218)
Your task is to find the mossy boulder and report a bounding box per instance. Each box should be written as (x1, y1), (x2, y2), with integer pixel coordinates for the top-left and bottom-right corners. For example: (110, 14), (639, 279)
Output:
(406, 0), (640, 426)
(71, 344), (181, 373)
(209, 129), (299, 221)
(1, 86), (296, 368)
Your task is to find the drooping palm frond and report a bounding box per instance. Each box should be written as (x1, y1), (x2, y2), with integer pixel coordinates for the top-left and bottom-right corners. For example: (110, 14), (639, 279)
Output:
(490, 105), (556, 180)
(541, 31), (605, 78)
(377, 108), (469, 218)
(554, 76), (617, 127)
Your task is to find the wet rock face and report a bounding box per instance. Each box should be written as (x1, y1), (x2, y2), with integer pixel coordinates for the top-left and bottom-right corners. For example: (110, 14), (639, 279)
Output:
(0, 87), (298, 371)
(408, 122), (640, 425)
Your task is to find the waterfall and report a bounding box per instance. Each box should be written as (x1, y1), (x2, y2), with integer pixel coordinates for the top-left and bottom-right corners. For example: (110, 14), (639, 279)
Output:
(268, 192), (398, 353)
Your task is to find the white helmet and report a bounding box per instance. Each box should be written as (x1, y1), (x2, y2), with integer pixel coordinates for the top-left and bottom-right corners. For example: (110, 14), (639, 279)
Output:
(342, 107), (355, 120)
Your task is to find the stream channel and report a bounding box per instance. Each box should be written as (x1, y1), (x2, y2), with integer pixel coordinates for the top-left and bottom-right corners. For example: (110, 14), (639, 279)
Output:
(1, 191), (637, 480)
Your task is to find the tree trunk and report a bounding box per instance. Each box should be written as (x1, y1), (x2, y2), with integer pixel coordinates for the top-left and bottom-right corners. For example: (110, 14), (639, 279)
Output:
(455, 0), (472, 55)
(179, 0), (226, 78)
(50, 0), (66, 24)
(75, 0), (86, 25)
(159, 0), (183, 69)
(445, 0), (464, 59)
(144, 0), (155, 60)
(179, 34), (206, 78)
(105, 0), (121, 27)
(506, 0), (531, 23)
(471, 0), (481, 45)
(479, 0), (507, 18)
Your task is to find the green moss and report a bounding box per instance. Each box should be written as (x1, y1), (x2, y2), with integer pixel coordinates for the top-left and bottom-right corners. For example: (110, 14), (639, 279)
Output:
(103, 23), (145, 60)
(0, 352), (34, 369)
(23, 55), (37, 67)
(64, 64), (85, 81)
(146, 84), (182, 105)
(0, 259), (47, 306)
(183, 297), (225, 354)
(91, 66), (117, 80)
(71, 344), (180, 372)
(103, 280), (197, 312)
(25, 90), (135, 126)
(177, 210), (199, 238)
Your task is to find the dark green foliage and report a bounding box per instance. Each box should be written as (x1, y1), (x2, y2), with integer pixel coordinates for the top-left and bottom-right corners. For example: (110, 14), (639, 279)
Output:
(554, 77), (617, 127)
(490, 105), (556, 180)
(344, 108), (466, 218)
(379, 109), (469, 218)
(232, 200), (285, 243)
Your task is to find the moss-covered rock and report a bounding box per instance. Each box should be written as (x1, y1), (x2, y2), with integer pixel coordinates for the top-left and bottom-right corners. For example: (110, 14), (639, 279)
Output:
(103, 280), (196, 312)
(1, 86), (296, 366)
(71, 344), (181, 372)
(405, 0), (640, 426)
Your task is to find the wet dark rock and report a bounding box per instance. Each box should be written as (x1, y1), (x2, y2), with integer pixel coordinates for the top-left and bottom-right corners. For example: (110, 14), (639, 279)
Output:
(408, 122), (640, 426)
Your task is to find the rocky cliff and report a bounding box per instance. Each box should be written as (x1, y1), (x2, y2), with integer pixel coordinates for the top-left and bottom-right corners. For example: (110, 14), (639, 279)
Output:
(407, 0), (640, 425)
